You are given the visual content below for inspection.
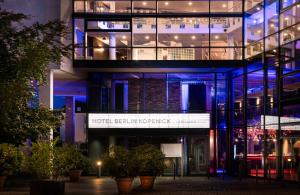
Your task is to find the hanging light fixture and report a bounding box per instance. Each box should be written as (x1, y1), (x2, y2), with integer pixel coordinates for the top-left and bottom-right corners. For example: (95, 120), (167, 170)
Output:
(293, 140), (300, 148)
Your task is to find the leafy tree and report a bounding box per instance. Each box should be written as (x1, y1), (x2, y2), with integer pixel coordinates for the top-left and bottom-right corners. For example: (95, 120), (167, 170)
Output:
(0, 9), (71, 145)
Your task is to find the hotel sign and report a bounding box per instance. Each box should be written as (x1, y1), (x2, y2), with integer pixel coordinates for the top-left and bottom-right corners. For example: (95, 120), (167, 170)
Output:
(88, 113), (210, 129)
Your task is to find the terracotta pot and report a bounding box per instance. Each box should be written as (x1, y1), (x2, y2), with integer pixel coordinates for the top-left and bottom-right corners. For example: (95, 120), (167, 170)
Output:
(30, 180), (65, 195)
(69, 170), (82, 182)
(139, 176), (155, 190)
(115, 178), (133, 194)
(0, 176), (7, 191)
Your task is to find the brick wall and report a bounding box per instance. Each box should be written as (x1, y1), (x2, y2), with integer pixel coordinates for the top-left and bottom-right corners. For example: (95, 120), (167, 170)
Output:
(128, 79), (144, 112)
(144, 79), (166, 112)
(168, 81), (181, 112)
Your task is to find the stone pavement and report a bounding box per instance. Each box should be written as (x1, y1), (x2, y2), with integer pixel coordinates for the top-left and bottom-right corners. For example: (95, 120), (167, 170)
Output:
(0, 176), (299, 195)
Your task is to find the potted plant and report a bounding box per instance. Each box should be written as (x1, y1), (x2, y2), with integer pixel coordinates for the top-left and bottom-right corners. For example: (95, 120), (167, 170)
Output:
(103, 146), (137, 194)
(133, 144), (165, 190)
(0, 143), (23, 191)
(23, 140), (68, 195)
(64, 145), (91, 182)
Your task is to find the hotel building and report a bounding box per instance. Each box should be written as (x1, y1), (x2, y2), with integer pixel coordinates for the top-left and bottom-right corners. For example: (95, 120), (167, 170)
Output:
(2, 0), (300, 180)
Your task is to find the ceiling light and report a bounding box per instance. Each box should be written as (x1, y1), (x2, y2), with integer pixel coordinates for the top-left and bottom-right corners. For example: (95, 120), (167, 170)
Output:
(283, 33), (288, 36)
(122, 35), (127, 39)
(256, 6), (261, 11)
(297, 4), (300, 8)
(191, 35), (196, 40)
(297, 26), (300, 31)
(189, 19), (193, 23)
(190, 44), (195, 47)
(142, 2), (147, 6)
(257, 30), (261, 34)
(145, 35), (150, 40)
(285, 17), (289, 20)
(270, 23), (275, 28)
(273, 49), (276, 53)
(215, 35), (219, 39)
(188, 2), (193, 6)
(222, 4), (227, 8)
(165, 2), (169, 6)
(174, 35), (179, 40)
(97, 48), (105, 53)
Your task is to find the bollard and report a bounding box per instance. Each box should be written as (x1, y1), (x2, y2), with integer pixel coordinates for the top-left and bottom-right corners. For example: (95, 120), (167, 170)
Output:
(173, 160), (176, 181)
(256, 165), (258, 183)
(268, 167), (271, 184)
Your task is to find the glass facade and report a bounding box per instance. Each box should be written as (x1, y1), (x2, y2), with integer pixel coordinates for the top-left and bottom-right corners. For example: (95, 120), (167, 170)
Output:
(73, 0), (300, 180)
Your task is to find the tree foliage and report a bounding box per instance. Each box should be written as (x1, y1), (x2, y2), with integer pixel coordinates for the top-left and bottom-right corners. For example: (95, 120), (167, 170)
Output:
(0, 9), (71, 145)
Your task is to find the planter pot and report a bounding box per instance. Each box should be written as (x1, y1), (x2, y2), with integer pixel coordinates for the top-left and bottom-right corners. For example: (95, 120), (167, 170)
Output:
(115, 178), (133, 194)
(139, 176), (155, 190)
(30, 180), (65, 195)
(69, 170), (82, 182)
(0, 176), (7, 191)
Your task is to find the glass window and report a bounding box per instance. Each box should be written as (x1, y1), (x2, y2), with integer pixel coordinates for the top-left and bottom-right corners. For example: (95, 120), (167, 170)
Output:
(265, 33), (278, 51)
(245, 40), (264, 58)
(280, 24), (300, 45)
(210, 48), (242, 60)
(281, 40), (300, 74)
(210, 0), (242, 13)
(281, 0), (300, 9)
(245, 6), (264, 46)
(158, 0), (209, 13)
(265, 0), (279, 36)
(133, 1), (156, 14)
(210, 17), (243, 47)
(132, 48), (156, 60)
(245, 0), (263, 12)
(86, 0), (131, 13)
(157, 18), (209, 47)
(280, 5), (300, 30)
(87, 20), (130, 31)
(132, 18), (156, 47)
(282, 72), (300, 98)
(74, 0), (85, 12)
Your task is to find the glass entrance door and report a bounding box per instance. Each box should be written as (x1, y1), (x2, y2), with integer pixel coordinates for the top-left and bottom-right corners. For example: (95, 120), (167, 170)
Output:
(189, 136), (209, 175)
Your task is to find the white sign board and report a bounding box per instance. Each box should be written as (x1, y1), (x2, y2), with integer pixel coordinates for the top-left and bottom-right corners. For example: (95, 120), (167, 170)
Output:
(88, 113), (210, 129)
(161, 143), (182, 157)
(261, 115), (300, 130)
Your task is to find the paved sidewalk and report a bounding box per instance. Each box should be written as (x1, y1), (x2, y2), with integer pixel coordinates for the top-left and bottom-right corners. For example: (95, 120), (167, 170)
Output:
(0, 176), (299, 195)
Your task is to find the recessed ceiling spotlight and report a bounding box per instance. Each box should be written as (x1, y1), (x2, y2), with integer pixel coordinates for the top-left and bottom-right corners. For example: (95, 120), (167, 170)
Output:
(283, 33), (288, 36)
(270, 23), (275, 28)
(257, 30), (261, 34)
(297, 4), (300, 8)
(165, 1), (169, 6)
(190, 44), (195, 47)
(191, 35), (196, 40)
(142, 2), (147, 6)
(273, 49), (277, 53)
(189, 19), (193, 23)
(188, 2), (193, 6)
(122, 35), (127, 39)
(222, 4), (227, 8)
(145, 35), (150, 40)
(215, 35), (219, 39)
(256, 6), (261, 11)
(174, 35), (179, 40)
(297, 26), (300, 31)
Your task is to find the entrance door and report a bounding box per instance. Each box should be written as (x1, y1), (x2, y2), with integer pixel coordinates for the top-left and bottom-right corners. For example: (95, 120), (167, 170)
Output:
(189, 136), (209, 175)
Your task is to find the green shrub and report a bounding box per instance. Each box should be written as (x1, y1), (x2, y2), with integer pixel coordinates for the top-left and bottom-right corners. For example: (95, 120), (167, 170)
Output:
(23, 140), (68, 180)
(0, 143), (23, 176)
(63, 145), (91, 173)
(102, 146), (137, 178)
(133, 144), (165, 176)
